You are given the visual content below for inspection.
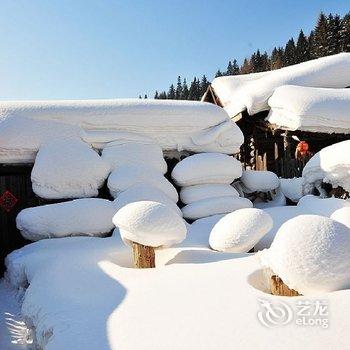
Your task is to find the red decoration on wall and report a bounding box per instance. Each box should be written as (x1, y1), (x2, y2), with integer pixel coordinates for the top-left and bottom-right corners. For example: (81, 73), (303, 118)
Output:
(0, 191), (18, 213)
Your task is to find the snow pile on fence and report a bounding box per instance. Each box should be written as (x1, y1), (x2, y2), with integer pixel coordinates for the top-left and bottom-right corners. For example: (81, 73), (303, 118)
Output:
(172, 153), (251, 219)
(16, 199), (116, 241)
(267, 85), (350, 133)
(31, 138), (110, 199)
(302, 140), (350, 194)
(260, 215), (350, 295)
(211, 53), (350, 116)
(0, 99), (244, 161)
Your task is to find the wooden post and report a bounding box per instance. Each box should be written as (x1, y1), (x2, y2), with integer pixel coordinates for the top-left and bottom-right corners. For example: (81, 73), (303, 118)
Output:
(270, 275), (300, 296)
(132, 242), (155, 268)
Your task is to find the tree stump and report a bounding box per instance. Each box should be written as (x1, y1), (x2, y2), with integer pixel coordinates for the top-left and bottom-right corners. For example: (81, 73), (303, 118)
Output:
(132, 242), (155, 268)
(270, 275), (300, 296)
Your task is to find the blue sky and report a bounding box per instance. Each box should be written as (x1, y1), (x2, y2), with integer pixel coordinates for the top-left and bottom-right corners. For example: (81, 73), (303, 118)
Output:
(0, 0), (349, 100)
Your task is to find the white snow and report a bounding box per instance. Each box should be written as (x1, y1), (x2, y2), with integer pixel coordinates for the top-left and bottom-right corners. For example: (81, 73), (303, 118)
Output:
(101, 140), (167, 173)
(280, 177), (303, 202)
(253, 189), (286, 209)
(260, 215), (350, 295)
(209, 208), (273, 252)
(210, 53), (350, 116)
(0, 116), (82, 163)
(241, 170), (280, 192)
(171, 153), (242, 186)
(0, 99), (244, 157)
(113, 201), (187, 248)
(107, 165), (178, 202)
(31, 138), (110, 199)
(181, 196), (253, 220)
(331, 207), (350, 228)
(16, 198), (116, 241)
(112, 184), (182, 217)
(297, 195), (350, 217)
(302, 140), (350, 194)
(267, 85), (350, 133)
(179, 184), (239, 204)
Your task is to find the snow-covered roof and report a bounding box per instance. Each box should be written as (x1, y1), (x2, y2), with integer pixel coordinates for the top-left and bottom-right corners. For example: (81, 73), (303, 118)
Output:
(0, 99), (244, 163)
(210, 53), (350, 117)
(267, 85), (350, 133)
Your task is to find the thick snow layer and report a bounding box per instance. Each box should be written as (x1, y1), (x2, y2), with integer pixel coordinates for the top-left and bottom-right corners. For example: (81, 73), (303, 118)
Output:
(267, 85), (350, 133)
(171, 153), (242, 186)
(211, 53), (350, 116)
(31, 138), (110, 199)
(302, 140), (350, 193)
(112, 184), (182, 217)
(0, 99), (244, 156)
(6, 225), (350, 349)
(16, 198), (116, 241)
(260, 215), (350, 295)
(209, 208), (273, 252)
(297, 195), (350, 217)
(107, 165), (178, 202)
(331, 207), (350, 228)
(179, 184), (239, 204)
(280, 177), (303, 202)
(0, 116), (82, 163)
(181, 196), (253, 220)
(101, 141), (167, 173)
(241, 170), (280, 192)
(254, 206), (303, 251)
(113, 201), (187, 247)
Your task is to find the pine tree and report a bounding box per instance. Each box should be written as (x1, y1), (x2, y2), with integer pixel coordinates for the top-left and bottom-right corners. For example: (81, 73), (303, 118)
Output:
(295, 30), (310, 63)
(240, 58), (253, 74)
(311, 12), (328, 58)
(340, 12), (350, 52)
(138, 95), (142, 99)
(154, 91), (159, 99)
(167, 84), (176, 99)
(159, 91), (167, 99)
(284, 38), (297, 66)
(175, 76), (183, 99)
(226, 60), (239, 75)
(144, 94), (148, 99)
(215, 70), (223, 77)
(182, 78), (189, 100)
(188, 78), (198, 100)
(200, 75), (209, 96)
(327, 14), (342, 55)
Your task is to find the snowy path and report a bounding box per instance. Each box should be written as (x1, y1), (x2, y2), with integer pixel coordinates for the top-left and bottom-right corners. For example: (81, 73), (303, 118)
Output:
(0, 279), (29, 350)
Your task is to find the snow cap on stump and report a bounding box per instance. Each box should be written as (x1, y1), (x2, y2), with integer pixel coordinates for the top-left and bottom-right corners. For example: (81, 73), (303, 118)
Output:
(209, 208), (273, 253)
(240, 170), (280, 192)
(113, 201), (187, 248)
(331, 207), (350, 228)
(260, 215), (350, 295)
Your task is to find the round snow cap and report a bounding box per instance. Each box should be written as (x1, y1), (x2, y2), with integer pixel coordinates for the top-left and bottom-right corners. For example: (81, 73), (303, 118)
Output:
(331, 207), (350, 228)
(209, 208), (273, 253)
(260, 215), (350, 295)
(113, 201), (187, 248)
(241, 170), (280, 192)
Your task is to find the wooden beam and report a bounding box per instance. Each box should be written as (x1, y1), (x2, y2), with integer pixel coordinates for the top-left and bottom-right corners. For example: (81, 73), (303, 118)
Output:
(270, 275), (300, 296)
(132, 242), (155, 268)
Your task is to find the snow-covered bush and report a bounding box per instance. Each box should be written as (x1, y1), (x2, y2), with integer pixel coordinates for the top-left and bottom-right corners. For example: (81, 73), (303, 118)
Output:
(16, 198), (116, 241)
(179, 184), (239, 204)
(331, 207), (350, 228)
(107, 165), (178, 202)
(260, 215), (350, 295)
(31, 138), (110, 199)
(102, 140), (167, 173)
(171, 153), (242, 186)
(181, 196), (252, 220)
(209, 208), (273, 253)
(112, 184), (182, 216)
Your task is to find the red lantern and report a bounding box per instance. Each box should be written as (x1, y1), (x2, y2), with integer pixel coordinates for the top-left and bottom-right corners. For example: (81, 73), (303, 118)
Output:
(0, 191), (18, 213)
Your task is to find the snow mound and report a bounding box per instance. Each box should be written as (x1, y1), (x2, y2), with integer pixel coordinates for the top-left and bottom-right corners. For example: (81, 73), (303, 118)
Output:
(182, 196), (253, 220)
(113, 201), (187, 247)
(31, 138), (110, 199)
(331, 207), (350, 228)
(102, 141), (167, 173)
(107, 165), (178, 202)
(0, 116), (82, 163)
(209, 208), (273, 252)
(171, 153), (242, 186)
(180, 184), (239, 204)
(297, 195), (350, 217)
(260, 215), (350, 295)
(254, 206), (302, 251)
(302, 140), (350, 194)
(112, 184), (182, 217)
(0, 99), (244, 156)
(211, 53), (350, 116)
(241, 170), (280, 192)
(280, 177), (303, 202)
(16, 198), (116, 241)
(267, 85), (350, 133)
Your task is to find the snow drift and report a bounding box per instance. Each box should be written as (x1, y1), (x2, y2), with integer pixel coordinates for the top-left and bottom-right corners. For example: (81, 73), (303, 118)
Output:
(267, 85), (350, 133)
(16, 198), (116, 241)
